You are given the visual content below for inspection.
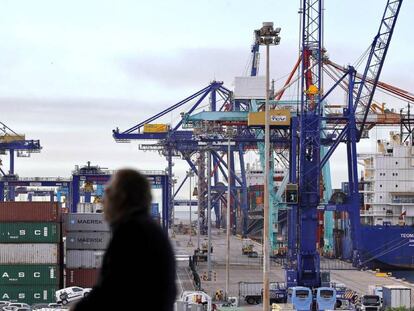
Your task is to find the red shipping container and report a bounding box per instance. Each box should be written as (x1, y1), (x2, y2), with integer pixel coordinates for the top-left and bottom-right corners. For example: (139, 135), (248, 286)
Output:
(65, 269), (100, 288)
(249, 185), (264, 191)
(0, 202), (60, 222)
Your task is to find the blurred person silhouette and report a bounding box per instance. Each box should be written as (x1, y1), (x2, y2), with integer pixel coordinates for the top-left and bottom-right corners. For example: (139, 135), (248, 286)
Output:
(72, 169), (176, 311)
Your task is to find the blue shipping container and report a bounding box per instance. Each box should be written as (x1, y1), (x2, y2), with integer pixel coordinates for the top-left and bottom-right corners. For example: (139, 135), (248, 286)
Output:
(151, 203), (159, 217)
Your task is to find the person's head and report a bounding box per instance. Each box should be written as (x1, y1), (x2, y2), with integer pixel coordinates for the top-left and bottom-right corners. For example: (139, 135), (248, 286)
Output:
(103, 169), (152, 224)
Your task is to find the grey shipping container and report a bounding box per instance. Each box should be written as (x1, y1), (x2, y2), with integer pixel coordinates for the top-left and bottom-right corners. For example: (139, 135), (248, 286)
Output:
(66, 250), (104, 268)
(0, 244), (59, 264)
(65, 232), (111, 250)
(65, 213), (109, 232)
(239, 281), (281, 303)
(382, 285), (411, 309)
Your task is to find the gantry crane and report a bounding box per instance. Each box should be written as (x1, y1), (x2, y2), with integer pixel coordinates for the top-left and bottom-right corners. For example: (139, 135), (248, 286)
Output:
(285, 0), (404, 288)
(0, 122), (41, 200)
(0, 122), (41, 176)
(111, 0), (405, 292)
(112, 83), (266, 232)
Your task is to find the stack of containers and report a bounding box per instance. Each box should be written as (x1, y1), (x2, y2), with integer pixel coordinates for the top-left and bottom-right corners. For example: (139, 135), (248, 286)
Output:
(64, 213), (110, 288)
(0, 202), (62, 305)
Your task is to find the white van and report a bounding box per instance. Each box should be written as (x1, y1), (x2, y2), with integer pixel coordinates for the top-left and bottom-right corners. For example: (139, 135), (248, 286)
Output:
(55, 286), (91, 305)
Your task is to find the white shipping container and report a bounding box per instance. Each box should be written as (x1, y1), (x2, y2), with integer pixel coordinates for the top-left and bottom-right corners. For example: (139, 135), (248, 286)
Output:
(368, 285), (383, 298)
(407, 181), (414, 191)
(77, 203), (103, 213)
(382, 285), (411, 309)
(0, 244), (58, 264)
(393, 146), (408, 157)
(65, 213), (110, 232)
(77, 203), (93, 213)
(406, 207), (414, 217)
(234, 76), (266, 99)
(66, 250), (104, 268)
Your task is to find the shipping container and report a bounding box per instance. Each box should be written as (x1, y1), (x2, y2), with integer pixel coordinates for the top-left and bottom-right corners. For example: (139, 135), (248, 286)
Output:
(65, 213), (109, 232)
(0, 202), (60, 222)
(151, 203), (160, 217)
(248, 110), (291, 127)
(0, 264), (59, 285)
(76, 203), (103, 214)
(255, 196), (263, 205)
(0, 285), (58, 305)
(65, 232), (111, 250)
(0, 244), (59, 264)
(66, 250), (104, 269)
(234, 76), (266, 99)
(65, 268), (99, 288)
(0, 134), (25, 143)
(143, 123), (169, 133)
(382, 285), (411, 309)
(76, 203), (93, 213)
(249, 185), (264, 191)
(0, 222), (60, 243)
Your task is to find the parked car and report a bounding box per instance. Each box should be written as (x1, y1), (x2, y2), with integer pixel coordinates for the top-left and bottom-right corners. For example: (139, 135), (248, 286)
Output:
(31, 303), (49, 310)
(55, 287), (91, 305)
(2, 306), (18, 311)
(7, 304), (30, 309)
(248, 251), (259, 258)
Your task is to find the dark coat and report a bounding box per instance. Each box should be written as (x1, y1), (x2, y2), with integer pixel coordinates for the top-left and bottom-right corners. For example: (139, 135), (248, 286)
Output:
(73, 209), (177, 310)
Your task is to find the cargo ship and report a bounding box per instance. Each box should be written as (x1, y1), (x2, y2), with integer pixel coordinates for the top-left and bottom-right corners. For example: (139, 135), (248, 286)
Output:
(337, 132), (414, 269)
(244, 132), (414, 269)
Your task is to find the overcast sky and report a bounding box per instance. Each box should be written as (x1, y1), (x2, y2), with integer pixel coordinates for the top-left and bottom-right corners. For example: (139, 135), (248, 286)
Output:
(3, 0), (413, 195)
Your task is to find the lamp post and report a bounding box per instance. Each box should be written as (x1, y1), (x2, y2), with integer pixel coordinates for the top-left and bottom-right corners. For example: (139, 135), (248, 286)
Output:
(207, 148), (212, 280)
(255, 22), (281, 311)
(171, 178), (177, 238)
(187, 170), (194, 247)
(225, 127), (235, 300)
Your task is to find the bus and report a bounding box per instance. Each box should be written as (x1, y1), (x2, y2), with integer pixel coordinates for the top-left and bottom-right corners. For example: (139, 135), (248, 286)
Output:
(287, 286), (313, 310)
(316, 287), (337, 311)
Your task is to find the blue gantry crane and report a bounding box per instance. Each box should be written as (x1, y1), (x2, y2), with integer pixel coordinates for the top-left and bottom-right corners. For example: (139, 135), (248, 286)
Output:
(112, 0), (404, 295)
(113, 82), (261, 232)
(113, 77), (297, 235)
(0, 122), (41, 177)
(285, 0), (404, 288)
(0, 122), (42, 200)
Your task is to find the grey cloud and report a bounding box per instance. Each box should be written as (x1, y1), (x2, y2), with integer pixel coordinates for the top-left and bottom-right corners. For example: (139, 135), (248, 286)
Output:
(118, 47), (253, 88)
(117, 45), (301, 91)
(1, 97), (165, 132)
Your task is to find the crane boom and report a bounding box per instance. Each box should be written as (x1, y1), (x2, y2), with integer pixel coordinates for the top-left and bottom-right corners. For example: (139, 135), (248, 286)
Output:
(354, 0), (403, 139)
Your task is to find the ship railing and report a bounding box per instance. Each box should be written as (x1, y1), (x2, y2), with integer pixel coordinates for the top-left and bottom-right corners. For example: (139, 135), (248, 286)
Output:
(361, 187), (374, 192)
(105, 169), (167, 176)
(392, 198), (414, 204)
(360, 210), (390, 217)
(11, 177), (71, 182)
